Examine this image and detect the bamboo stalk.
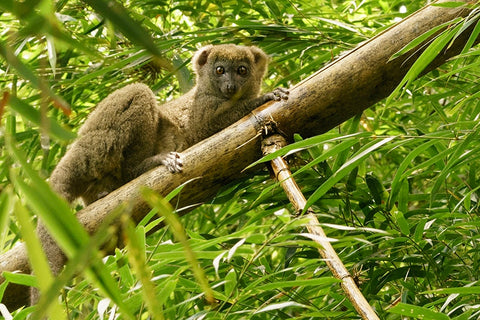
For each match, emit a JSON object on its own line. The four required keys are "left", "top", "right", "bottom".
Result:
{"left": 260, "top": 122, "right": 379, "bottom": 320}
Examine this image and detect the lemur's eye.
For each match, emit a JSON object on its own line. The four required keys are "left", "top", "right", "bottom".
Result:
{"left": 216, "top": 66, "right": 225, "bottom": 75}
{"left": 237, "top": 66, "right": 248, "bottom": 75}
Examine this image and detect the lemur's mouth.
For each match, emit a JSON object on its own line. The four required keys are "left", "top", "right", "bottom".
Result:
{"left": 222, "top": 88, "right": 242, "bottom": 101}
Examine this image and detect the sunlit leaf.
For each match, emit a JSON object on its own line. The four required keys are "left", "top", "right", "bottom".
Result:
{"left": 255, "top": 301, "right": 308, "bottom": 313}
{"left": 389, "top": 302, "right": 450, "bottom": 320}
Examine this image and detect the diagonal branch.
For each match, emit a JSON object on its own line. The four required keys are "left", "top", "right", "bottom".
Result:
{"left": 260, "top": 122, "right": 380, "bottom": 319}
{"left": 0, "top": 0, "right": 474, "bottom": 309}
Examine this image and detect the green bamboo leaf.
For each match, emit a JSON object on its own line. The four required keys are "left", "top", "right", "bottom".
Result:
{"left": 9, "top": 181, "right": 85, "bottom": 256}
{"left": 404, "top": 146, "right": 454, "bottom": 178}
{"left": 294, "top": 138, "right": 363, "bottom": 176}
{"left": 9, "top": 177, "right": 134, "bottom": 317}
{"left": 430, "top": 127, "right": 480, "bottom": 204}
{"left": 123, "top": 217, "right": 164, "bottom": 319}
{"left": 15, "top": 201, "right": 66, "bottom": 320}
{"left": 432, "top": 2, "right": 469, "bottom": 8}
{"left": 2, "top": 271, "right": 37, "bottom": 288}
{"left": 387, "top": 138, "right": 437, "bottom": 209}
{"left": 7, "top": 138, "right": 134, "bottom": 318}
{"left": 10, "top": 176, "right": 82, "bottom": 251}
{"left": 453, "top": 185, "right": 480, "bottom": 213}
{"left": 7, "top": 140, "right": 86, "bottom": 253}
{"left": 397, "top": 178, "right": 409, "bottom": 214}
{"left": 253, "top": 138, "right": 361, "bottom": 207}
{"left": 157, "top": 279, "right": 177, "bottom": 306}
{"left": 138, "top": 178, "right": 199, "bottom": 232}
{"left": 425, "top": 286, "right": 480, "bottom": 294}
{"left": 256, "top": 277, "right": 339, "bottom": 291}
{"left": 224, "top": 269, "right": 237, "bottom": 298}
{"left": 451, "top": 12, "right": 480, "bottom": 49}
{"left": 45, "top": 36, "right": 57, "bottom": 76}
{"left": 387, "top": 21, "right": 463, "bottom": 103}
{"left": 0, "top": 40, "right": 71, "bottom": 115}
{"left": 389, "top": 302, "right": 450, "bottom": 320}
{"left": 461, "top": 16, "right": 480, "bottom": 54}
{"left": 247, "top": 132, "right": 371, "bottom": 168}
{"left": 15, "top": 202, "right": 53, "bottom": 289}
{"left": 413, "top": 218, "right": 428, "bottom": 243}
{"left": 332, "top": 114, "right": 361, "bottom": 172}
{"left": 34, "top": 205, "right": 135, "bottom": 320}
{"left": 389, "top": 20, "right": 458, "bottom": 61}
{"left": 346, "top": 166, "right": 358, "bottom": 192}
{"left": 318, "top": 18, "right": 359, "bottom": 33}
{"left": 429, "top": 58, "right": 480, "bottom": 86}
{"left": 255, "top": 302, "right": 309, "bottom": 314}
{"left": 72, "top": 49, "right": 144, "bottom": 86}
{"left": 365, "top": 173, "right": 386, "bottom": 205}
{"left": 293, "top": 134, "right": 323, "bottom": 161}
{"left": 452, "top": 311, "right": 474, "bottom": 320}
{"left": 142, "top": 189, "right": 215, "bottom": 304}
{"left": 81, "top": 0, "right": 162, "bottom": 57}
{"left": 391, "top": 208, "right": 410, "bottom": 235}
{"left": 304, "top": 137, "right": 395, "bottom": 211}
{"left": 8, "top": 96, "right": 76, "bottom": 141}
{"left": 0, "top": 189, "right": 11, "bottom": 248}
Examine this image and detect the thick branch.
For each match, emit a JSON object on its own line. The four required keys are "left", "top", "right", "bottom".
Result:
{"left": 0, "top": 0, "right": 473, "bottom": 309}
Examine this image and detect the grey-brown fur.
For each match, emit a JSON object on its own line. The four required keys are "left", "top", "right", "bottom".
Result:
{"left": 49, "top": 83, "right": 162, "bottom": 204}
{"left": 31, "top": 44, "right": 288, "bottom": 304}
{"left": 50, "top": 44, "right": 288, "bottom": 204}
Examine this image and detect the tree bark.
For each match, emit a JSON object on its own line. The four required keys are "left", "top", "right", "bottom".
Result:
{"left": 0, "top": 0, "right": 474, "bottom": 309}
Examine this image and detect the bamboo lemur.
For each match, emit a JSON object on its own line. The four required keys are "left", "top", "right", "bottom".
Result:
{"left": 31, "top": 44, "right": 288, "bottom": 303}
{"left": 49, "top": 44, "right": 288, "bottom": 204}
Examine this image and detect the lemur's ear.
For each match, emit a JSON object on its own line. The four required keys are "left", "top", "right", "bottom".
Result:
{"left": 192, "top": 45, "right": 214, "bottom": 72}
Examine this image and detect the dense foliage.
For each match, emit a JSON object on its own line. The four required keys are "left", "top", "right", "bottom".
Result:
{"left": 1, "top": 0, "right": 480, "bottom": 319}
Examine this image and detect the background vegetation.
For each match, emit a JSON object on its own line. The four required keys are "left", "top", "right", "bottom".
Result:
{"left": 1, "top": 0, "right": 480, "bottom": 319}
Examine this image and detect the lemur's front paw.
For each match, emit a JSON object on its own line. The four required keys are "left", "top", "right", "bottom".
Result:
{"left": 271, "top": 87, "right": 289, "bottom": 101}
{"left": 162, "top": 152, "right": 183, "bottom": 173}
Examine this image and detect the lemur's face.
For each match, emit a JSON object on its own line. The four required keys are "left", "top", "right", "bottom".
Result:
{"left": 211, "top": 59, "right": 252, "bottom": 100}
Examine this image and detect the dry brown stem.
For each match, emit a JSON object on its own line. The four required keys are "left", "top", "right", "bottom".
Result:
{"left": 261, "top": 122, "right": 380, "bottom": 319}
